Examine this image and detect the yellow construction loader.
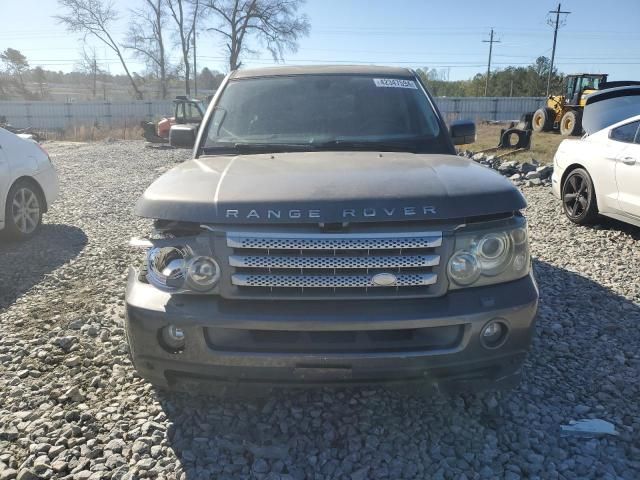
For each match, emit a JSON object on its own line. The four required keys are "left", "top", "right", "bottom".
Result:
{"left": 532, "top": 73, "right": 608, "bottom": 136}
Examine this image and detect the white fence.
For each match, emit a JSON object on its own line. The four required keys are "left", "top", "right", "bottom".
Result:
{"left": 0, "top": 97, "right": 546, "bottom": 130}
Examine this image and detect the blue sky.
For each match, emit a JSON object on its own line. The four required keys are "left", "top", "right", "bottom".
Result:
{"left": 1, "top": 0, "right": 639, "bottom": 81}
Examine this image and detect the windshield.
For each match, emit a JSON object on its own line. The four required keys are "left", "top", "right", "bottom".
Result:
{"left": 203, "top": 74, "right": 447, "bottom": 153}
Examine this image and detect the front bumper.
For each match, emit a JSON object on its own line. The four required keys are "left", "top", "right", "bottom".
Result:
{"left": 125, "top": 269, "right": 538, "bottom": 393}
{"left": 551, "top": 168, "right": 562, "bottom": 199}
{"left": 34, "top": 166, "right": 59, "bottom": 211}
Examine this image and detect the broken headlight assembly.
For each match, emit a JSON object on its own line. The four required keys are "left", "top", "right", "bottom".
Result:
{"left": 131, "top": 233, "right": 220, "bottom": 294}
{"left": 447, "top": 216, "right": 530, "bottom": 289}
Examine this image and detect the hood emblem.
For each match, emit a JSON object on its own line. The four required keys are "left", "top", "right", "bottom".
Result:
{"left": 371, "top": 272, "right": 398, "bottom": 287}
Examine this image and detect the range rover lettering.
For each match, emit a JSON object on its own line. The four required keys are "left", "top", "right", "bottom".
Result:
{"left": 125, "top": 66, "right": 539, "bottom": 393}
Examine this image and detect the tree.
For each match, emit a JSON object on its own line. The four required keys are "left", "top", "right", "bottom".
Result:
{"left": 125, "top": 0, "right": 169, "bottom": 99}
{"left": 198, "top": 66, "right": 225, "bottom": 90}
{"left": 204, "top": 0, "right": 310, "bottom": 71}
{"left": 416, "top": 57, "right": 565, "bottom": 98}
{"left": 0, "top": 48, "right": 29, "bottom": 88}
{"left": 166, "top": 0, "right": 200, "bottom": 96}
{"left": 33, "top": 67, "right": 49, "bottom": 98}
{"left": 77, "top": 47, "right": 105, "bottom": 98}
{"left": 55, "top": 0, "right": 144, "bottom": 99}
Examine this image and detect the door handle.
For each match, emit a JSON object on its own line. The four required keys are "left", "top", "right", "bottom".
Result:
{"left": 621, "top": 156, "right": 636, "bottom": 165}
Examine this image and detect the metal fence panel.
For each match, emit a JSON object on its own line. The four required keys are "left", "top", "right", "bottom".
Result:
{"left": 0, "top": 98, "right": 545, "bottom": 130}
{"left": 435, "top": 97, "right": 545, "bottom": 123}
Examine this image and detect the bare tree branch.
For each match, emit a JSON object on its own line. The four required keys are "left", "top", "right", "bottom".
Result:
{"left": 204, "top": 0, "right": 309, "bottom": 71}
{"left": 55, "top": 0, "right": 144, "bottom": 99}
{"left": 76, "top": 46, "right": 106, "bottom": 98}
{"left": 124, "top": 0, "right": 169, "bottom": 98}
{"left": 165, "top": 0, "right": 200, "bottom": 96}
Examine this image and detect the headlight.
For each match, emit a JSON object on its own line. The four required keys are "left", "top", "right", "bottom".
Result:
{"left": 148, "top": 246, "right": 191, "bottom": 291}
{"left": 447, "top": 218, "right": 530, "bottom": 289}
{"left": 186, "top": 256, "right": 221, "bottom": 291}
{"left": 142, "top": 235, "right": 220, "bottom": 294}
{"left": 447, "top": 251, "right": 480, "bottom": 285}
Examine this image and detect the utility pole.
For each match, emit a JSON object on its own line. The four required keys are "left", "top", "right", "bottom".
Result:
{"left": 546, "top": 3, "right": 571, "bottom": 96}
{"left": 483, "top": 28, "right": 500, "bottom": 97}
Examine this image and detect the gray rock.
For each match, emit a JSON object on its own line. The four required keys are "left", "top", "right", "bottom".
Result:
{"left": 536, "top": 165, "right": 553, "bottom": 179}
{"left": 15, "top": 470, "right": 38, "bottom": 480}
{"left": 137, "top": 458, "right": 155, "bottom": 470}
{"left": 52, "top": 336, "right": 78, "bottom": 351}
{"left": 64, "top": 356, "right": 82, "bottom": 367}
{"left": 105, "top": 439, "right": 126, "bottom": 453}
{"left": 50, "top": 460, "right": 67, "bottom": 473}
{"left": 0, "top": 426, "right": 18, "bottom": 442}
{"left": 131, "top": 440, "right": 150, "bottom": 455}
{"left": 105, "top": 455, "right": 126, "bottom": 469}
{"left": 252, "top": 459, "right": 269, "bottom": 474}
{"left": 351, "top": 467, "right": 370, "bottom": 480}
{"left": 0, "top": 470, "right": 18, "bottom": 480}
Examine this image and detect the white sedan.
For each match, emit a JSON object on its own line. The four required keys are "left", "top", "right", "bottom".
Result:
{"left": 552, "top": 88, "right": 640, "bottom": 227}
{"left": 0, "top": 128, "right": 59, "bottom": 239}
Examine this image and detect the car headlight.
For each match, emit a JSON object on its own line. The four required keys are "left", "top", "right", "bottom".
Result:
{"left": 447, "top": 218, "right": 530, "bottom": 289}
{"left": 140, "top": 234, "right": 220, "bottom": 294}
{"left": 185, "top": 256, "right": 221, "bottom": 291}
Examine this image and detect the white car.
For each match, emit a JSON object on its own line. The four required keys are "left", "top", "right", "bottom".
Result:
{"left": 0, "top": 128, "right": 59, "bottom": 239}
{"left": 552, "top": 87, "right": 640, "bottom": 227}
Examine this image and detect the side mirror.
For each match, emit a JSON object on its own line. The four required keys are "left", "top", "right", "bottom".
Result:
{"left": 449, "top": 120, "right": 476, "bottom": 145}
{"left": 169, "top": 124, "right": 197, "bottom": 149}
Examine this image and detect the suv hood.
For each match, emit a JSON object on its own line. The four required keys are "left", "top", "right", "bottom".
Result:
{"left": 136, "top": 151, "right": 526, "bottom": 224}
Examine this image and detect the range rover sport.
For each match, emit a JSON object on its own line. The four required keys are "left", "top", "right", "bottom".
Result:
{"left": 125, "top": 65, "right": 538, "bottom": 393}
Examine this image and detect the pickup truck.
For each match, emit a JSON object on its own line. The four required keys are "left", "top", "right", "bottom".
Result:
{"left": 126, "top": 65, "right": 538, "bottom": 394}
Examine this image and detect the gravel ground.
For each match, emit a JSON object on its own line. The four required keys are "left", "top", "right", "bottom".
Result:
{"left": 1, "top": 140, "right": 639, "bottom": 480}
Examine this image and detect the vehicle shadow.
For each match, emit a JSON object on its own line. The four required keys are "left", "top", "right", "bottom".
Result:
{"left": 588, "top": 216, "right": 640, "bottom": 240}
{"left": 0, "top": 223, "right": 88, "bottom": 311}
{"left": 153, "top": 259, "right": 639, "bottom": 479}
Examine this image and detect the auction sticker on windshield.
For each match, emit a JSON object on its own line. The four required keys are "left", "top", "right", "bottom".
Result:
{"left": 373, "top": 78, "right": 418, "bottom": 89}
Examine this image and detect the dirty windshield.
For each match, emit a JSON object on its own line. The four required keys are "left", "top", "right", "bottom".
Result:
{"left": 203, "top": 75, "right": 444, "bottom": 153}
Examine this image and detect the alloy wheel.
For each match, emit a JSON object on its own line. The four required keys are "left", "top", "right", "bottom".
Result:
{"left": 562, "top": 174, "right": 589, "bottom": 218}
{"left": 11, "top": 187, "right": 41, "bottom": 234}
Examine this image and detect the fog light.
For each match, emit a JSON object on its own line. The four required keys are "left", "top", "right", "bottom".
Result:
{"left": 481, "top": 320, "right": 508, "bottom": 349}
{"left": 160, "top": 325, "right": 185, "bottom": 352}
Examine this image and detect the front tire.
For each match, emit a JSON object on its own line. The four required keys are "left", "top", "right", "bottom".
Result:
{"left": 3, "top": 179, "right": 43, "bottom": 240}
{"left": 562, "top": 168, "right": 598, "bottom": 224}
{"left": 532, "top": 108, "right": 554, "bottom": 132}
{"left": 560, "top": 110, "right": 583, "bottom": 136}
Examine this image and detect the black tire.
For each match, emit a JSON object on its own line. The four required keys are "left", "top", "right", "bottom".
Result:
{"left": 532, "top": 108, "right": 554, "bottom": 132}
{"left": 560, "top": 110, "right": 583, "bottom": 136}
{"left": 3, "top": 179, "right": 43, "bottom": 240}
{"left": 562, "top": 168, "right": 598, "bottom": 224}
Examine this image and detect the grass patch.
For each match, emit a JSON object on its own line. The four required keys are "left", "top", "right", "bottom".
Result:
{"left": 40, "top": 123, "right": 143, "bottom": 142}
{"left": 460, "top": 122, "right": 566, "bottom": 165}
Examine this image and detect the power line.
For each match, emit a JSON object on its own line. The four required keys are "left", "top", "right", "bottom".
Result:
{"left": 546, "top": 3, "right": 571, "bottom": 96}
{"left": 483, "top": 28, "right": 501, "bottom": 96}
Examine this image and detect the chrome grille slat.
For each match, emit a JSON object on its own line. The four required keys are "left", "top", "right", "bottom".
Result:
{"left": 226, "top": 231, "right": 442, "bottom": 250}
{"left": 226, "top": 230, "right": 444, "bottom": 297}
{"left": 232, "top": 272, "right": 438, "bottom": 288}
{"left": 229, "top": 254, "right": 440, "bottom": 269}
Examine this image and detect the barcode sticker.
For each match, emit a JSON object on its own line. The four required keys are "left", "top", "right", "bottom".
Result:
{"left": 373, "top": 78, "right": 418, "bottom": 89}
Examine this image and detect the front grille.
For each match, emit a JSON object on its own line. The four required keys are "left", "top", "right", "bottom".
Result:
{"left": 225, "top": 230, "right": 446, "bottom": 299}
